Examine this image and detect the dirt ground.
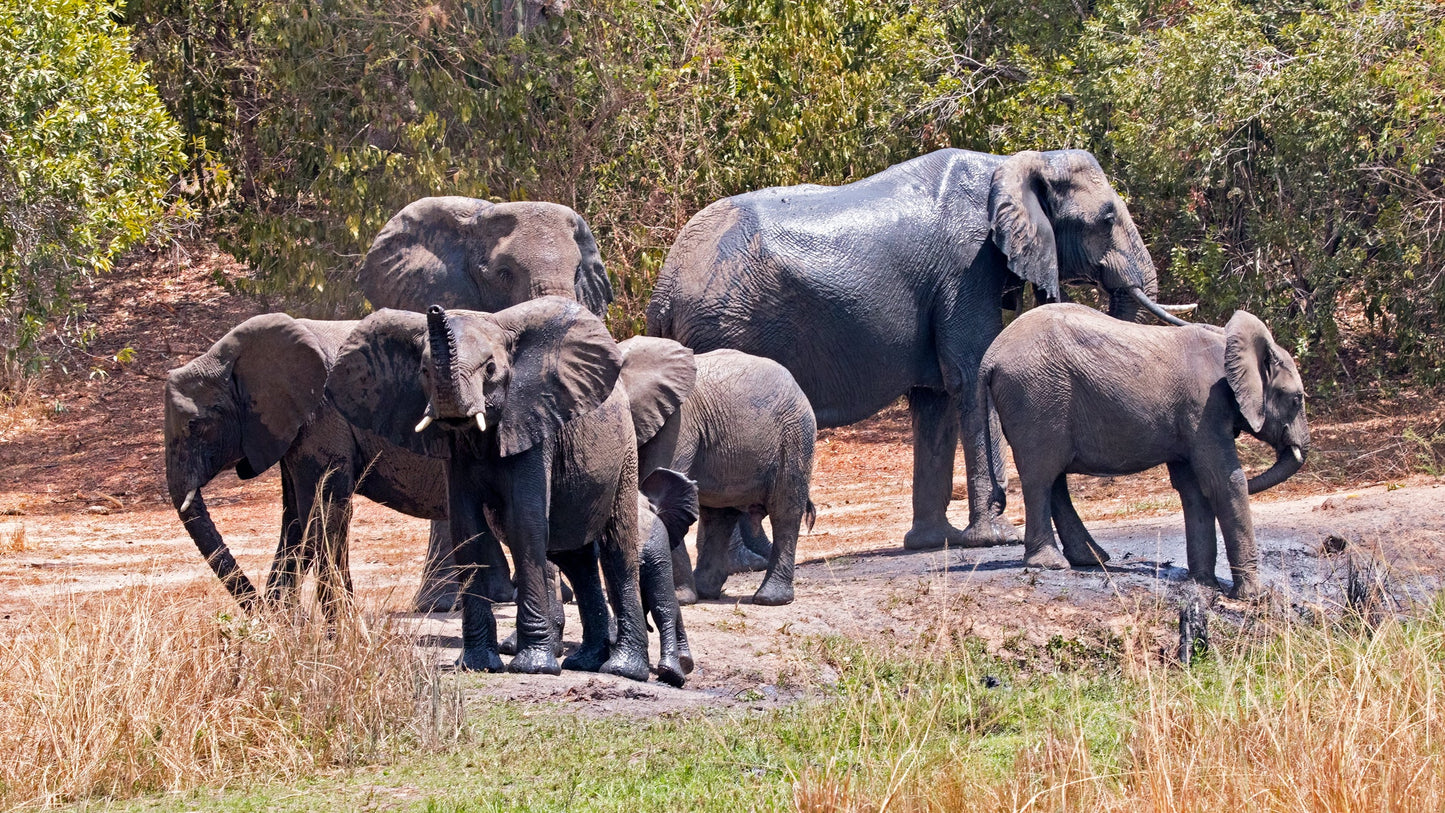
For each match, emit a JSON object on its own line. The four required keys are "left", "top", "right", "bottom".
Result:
{"left": 1, "top": 244, "right": 1443, "bottom": 715}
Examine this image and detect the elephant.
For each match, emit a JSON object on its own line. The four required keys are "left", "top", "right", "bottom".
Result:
{"left": 645, "top": 148, "right": 1194, "bottom": 554}
{"left": 359, "top": 194, "right": 613, "bottom": 611}
{"left": 978, "top": 304, "right": 1310, "bottom": 599}
{"left": 636, "top": 467, "right": 701, "bottom": 687}
{"left": 327, "top": 297, "right": 679, "bottom": 677}
{"left": 163, "top": 313, "right": 515, "bottom": 616}
{"left": 618, "top": 338, "right": 817, "bottom": 606}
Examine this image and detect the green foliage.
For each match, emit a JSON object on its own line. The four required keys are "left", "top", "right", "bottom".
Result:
{"left": 0, "top": 0, "right": 186, "bottom": 383}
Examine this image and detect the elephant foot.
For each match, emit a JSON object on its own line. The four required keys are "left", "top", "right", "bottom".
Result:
{"left": 456, "top": 645, "right": 504, "bottom": 673}
{"left": 675, "top": 585, "right": 698, "bottom": 606}
{"left": 655, "top": 655, "right": 686, "bottom": 689}
{"left": 411, "top": 582, "right": 459, "bottom": 613}
{"left": 960, "top": 516, "right": 1021, "bottom": 548}
{"left": 1023, "top": 545, "right": 1071, "bottom": 571}
{"left": 693, "top": 570, "right": 727, "bottom": 602}
{"left": 562, "top": 643, "right": 609, "bottom": 672}
{"left": 499, "top": 630, "right": 563, "bottom": 657}
{"left": 600, "top": 649, "right": 651, "bottom": 682}
{"left": 1063, "top": 541, "right": 1112, "bottom": 568}
{"left": 1188, "top": 572, "right": 1223, "bottom": 591}
{"left": 508, "top": 644, "right": 562, "bottom": 676}
{"left": 752, "top": 577, "right": 794, "bottom": 607}
{"left": 727, "top": 540, "right": 769, "bottom": 574}
{"left": 1228, "top": 576, "right": 1266, "bottom": 603}
{"left": 678, "top": 644, "right": 694, "bottom": 675}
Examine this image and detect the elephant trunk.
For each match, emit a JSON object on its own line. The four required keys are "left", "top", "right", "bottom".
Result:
{"left": 426, "top": 305, "right": 462, "bottom": 412}
{"left": 1127, "top": 286, "right": 1196, "bottom": 326}
{"left": 1108, "top": 287, "right": 1142, "bottom": 323}
{"left": 1247, "top": 444, "right": 1306, "bottom": 494}
{"left": 176, "top": 488, "right": 260, "bottom": 611}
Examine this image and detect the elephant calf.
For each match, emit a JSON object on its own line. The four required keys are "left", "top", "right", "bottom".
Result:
{"left": 619, "top": 339, "right": 817, "bottom": 606}
{"left": 980, "top": 304, "right": 1309, "bottom": 599}
{"left": 637, "top": 468, "right": 700, "bottom": 686}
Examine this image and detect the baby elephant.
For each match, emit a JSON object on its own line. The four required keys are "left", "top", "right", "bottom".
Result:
{"left": 980, "top": 304, "right": 1309, "bottom": 599}
{"left": 637, "top": 468, "right": 701, "bottom": 686}
{"left": 619, "top": 339, "right": 817, "bottom": 606}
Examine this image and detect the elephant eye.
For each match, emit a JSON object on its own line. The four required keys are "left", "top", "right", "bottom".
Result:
{"left": 495, "top": 266, "right": 513, "bottom": 282}
{"left": 484, "top": 359, "right": 497, "bottom": 379}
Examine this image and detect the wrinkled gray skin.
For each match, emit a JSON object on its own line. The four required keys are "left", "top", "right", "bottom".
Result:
{"left": 979, "top": 304, "right": 1310, "bottom": 599}
{"left": 637, "top": 468, "right": 700, "bottom": 687}
{"left": 162, "top": 314, "right": 516, "bottom": 616}
{"left": 327, "top": 298, "right": 661, "bottom": 678}
{"left": 647, "top": 149, "right": 1191, "bottom": 553}
{"left": 619, "top": 338, "right": 817, "bottom": 607}
{"left": 360, "top": 195, "right": 613, "bottom": 612}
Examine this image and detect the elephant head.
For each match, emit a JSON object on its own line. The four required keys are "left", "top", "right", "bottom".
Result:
{"left": 989, "top": 150, "right": 1193, "bottom": 325}
{"left": 327, "top": 297, "right": 622, "bottom": 460}
{"left": 163, "top": 313, "right": 329, "bottom": 609}
{"left": 359, "top": 196, "right": 613, "bottom": 317}
{"left": 1223, "top": 310, "right": 1310, "bottom": 493}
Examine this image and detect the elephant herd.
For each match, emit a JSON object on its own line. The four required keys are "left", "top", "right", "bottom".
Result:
{"left": 165, "top": 147, "right": 1309, "bottom": 686}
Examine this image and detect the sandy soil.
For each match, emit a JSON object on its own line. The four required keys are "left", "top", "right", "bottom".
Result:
{"left": 1, "top": 244, "right": 1443, "bottom": 716}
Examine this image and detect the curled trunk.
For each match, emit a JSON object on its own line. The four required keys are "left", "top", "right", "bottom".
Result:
{"left": 1247, "top": 445, "right": 1305, "bottom": 494}
{"left": 177, "top": 489, "right": 260, "bottom": 611}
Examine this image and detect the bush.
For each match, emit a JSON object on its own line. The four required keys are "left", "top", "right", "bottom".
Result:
{"left": 0, "top": 0, "right": 186, "bottom": 385}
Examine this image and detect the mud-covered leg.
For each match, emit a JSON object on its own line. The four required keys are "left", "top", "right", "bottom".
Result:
{"left": 694, "top": 506, "right": 742, "bottom": 600}
{"left": 451, "top": 504, "right": 503, "bottom": 672}
{"left": 727, "top": 522, "right": 770, "bottom": 573}
{"left": 1051, "top": 475, "right": 1110, "bottom": 567}
{"left": 642, "top": 534, "right": 686, "bottom": 687}
{"left": 739, "top": 508, "right": 773, "bottom": 560}
{"left": 500, "top": 560, "right": 565, "bottom": 657}
{"left": 904, "top": 387, "right": 969, "bottom": 550}
{"left": 1193, "top": 449, "right": 1261, "bottom": 600}
{"left": 596, "top": 476, "right": 649, "bottom": 682}
{"left": 1168, "top": 462, "right": 1222, "bottom": 590}
{"left": 753, "top": 504, "right": 802, "bottom": 606}
{"left": 554, "top": 545, "right": 610, "bottom": 671}
{"left": 1020, "top": 468, "right": 1069, "bottom": 570}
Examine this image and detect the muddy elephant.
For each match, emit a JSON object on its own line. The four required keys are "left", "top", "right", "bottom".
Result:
{"left": 979, "top": 304, "right": 1310, "bottom": 599}
{"left": 360, "top": 195, "right": 613, "bottom": 611}
{"left": 646, "top": 148, "right": 1192, "bottom": 554}
{"left": 619, "top": 338, "right": 817, "bottom": 606}
{"left": 328, "top": 298, "right": 684, "bottom": 677}
{"left": 163, "top": 313, "right": 513, "bottom": 615}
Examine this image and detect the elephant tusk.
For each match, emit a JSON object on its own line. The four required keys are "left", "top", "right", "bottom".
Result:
{"left": 1292, "top": 446, "right": 1303, "bottom": 463}
{"left": 475, "top": 412, "right": 487, "bottom": 432}
{"left": 180, "top": 488, "right": 198, "bottom": 514}
{"left": 1160, "top": 303, "right": 1198, "bottom": 315}
{"left": 1128, "top": 286, "right": 1192, "bottom": 326}
{"left": 414, "top": 414, "right": 434, "bottom": 433}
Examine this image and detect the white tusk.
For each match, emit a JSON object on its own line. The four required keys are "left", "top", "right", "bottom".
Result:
{"left": 414, "top": 415, "right": 433, "bottom": 433}
{"left": 475, "top": 412, "right": 487, "bottom": 432}
{"left": 180, "top": 488, "right": 198, "bottom": 513}
{"left": 1161, "top": 303, "right": 1199, "bottom": 315}
{"left": 1292, "top": 446, "right": 1303, "bottom": 463}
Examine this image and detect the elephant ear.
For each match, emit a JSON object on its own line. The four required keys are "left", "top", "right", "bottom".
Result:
{"left": 327, "top": 309, "right": 450, "bottom": 458}
{"left": 572, "top": 214, "right": 614, "bottom": 316}
{"left": 358, "top": 196, "right": 494, "bottom": 311}
{"left": 639, "top": 468, "right": 700, "bottom": 549}
{"left": 617, "top": 337, "right": 697, "bottom": 444}
{"left": 492, "top": 296, "right": 623, "bottom": 457}
{"left": 1224, "top": 310, "right": 1273, "bottom": 434}
{"left": 989, "top": 151, "right": 1060, "bottom": 301}
{"left": 212, "top": 314, "right": 328, "bottom": 479}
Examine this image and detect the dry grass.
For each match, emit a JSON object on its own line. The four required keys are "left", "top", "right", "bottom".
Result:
{"left": 0, "top": 586, "right": 462, "bottom": 809}
{"left": 793, "top": 599, "right": 1445, "bottom": 812}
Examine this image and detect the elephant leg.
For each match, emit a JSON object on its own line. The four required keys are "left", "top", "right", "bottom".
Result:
{"left": 694, "top": 507, "right": 742, "bottom": 600}
{"left": 1019, "top": 466, "right": 1069, "bottom": 570}
{"left": 727, "top": 521, "right": 769, "bottom": 573}
{"left": 596, "top": 478, "right": 650, "bottom": 682}
{"left": 671, "top": 541, "right": 698, "bottom": 606}
{"left": 450, "top": 490, "right": 503, "bottom": 673}
{"left": 412, "top": 520, "right": 462, "bottom": 613}
{"left": 642, "top": 538, "right": 686, "bottom": 687}
{"left": 312, "top": 476, "right": 356, "bottom": 624}
{"left": 1051, "top": 475, "right": 1110, "bottom": 567}
{"left": 499, "top": 560, "right": 566, "bottom": 657}
{"left": 675, "top": 606, "right": 693, "bottom": 675}
{"left": 752, "top": 503, "right": 803, "bottom": 606}
{"left": 903, "top": 387, "right": 968, "bottom": 550}
{"left": 265, "top": 465, "right": 306, "bottom": 609}
{"left": 1193, "top": 450, "right": 1261, "bottom": 600}
{"left": 1168, "top": 462, "right": 1222, "bottom": 591}
{"left": 739, "top": 508, "right": 773, "bottom": 560}
{"left": 959, "top": 386, "right": 1021, "bottom": 548}
{"left": 554, "top": 545, "right": 611, "bottom": 671}
{"left": 505, "top": 528, "right": 562, "bottom": 676}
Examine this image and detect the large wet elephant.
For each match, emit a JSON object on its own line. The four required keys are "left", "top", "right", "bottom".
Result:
{"left": 646, "top": 148, "right": 1191, "bottom": 552}
{"left": 979, "top": 304, "right": 1309, "bottom": 599}
{"left": 359, "top": 195, "right": 614, "bottom": 610}
{"left": 328, "top": 298, "right": 676, "bottom": 678}
{"left": 162, "top": 314, "right": 512, "bottom": 615}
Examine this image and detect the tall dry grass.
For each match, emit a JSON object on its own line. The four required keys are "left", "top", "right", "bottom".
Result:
{"left": 0, "top": 586, "right": 461, "bottom": 808}
{"left": 795, "top": 600, "right": 1445, "bottom": 812}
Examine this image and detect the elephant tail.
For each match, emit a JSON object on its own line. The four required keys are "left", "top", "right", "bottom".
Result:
{"left": 978, "top": 365, "right": 1009, "bottom": 512}
{"left": 804, "top": 500, "right": 817, "bottom": 533}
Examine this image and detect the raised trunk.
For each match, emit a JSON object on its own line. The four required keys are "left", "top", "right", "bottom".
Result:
{"left": 426, "top": 305, "right": 462, "bottom": 413}
{"left": 1247, "top": 445, "right": 1305, "bottom": 494}
{"left": 177, "top": 489, "right": 260, "bottom": 611}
